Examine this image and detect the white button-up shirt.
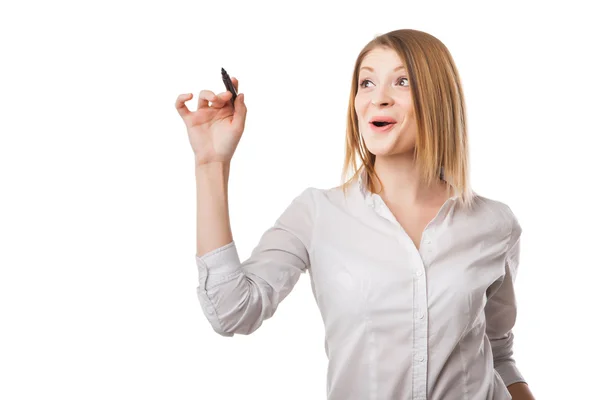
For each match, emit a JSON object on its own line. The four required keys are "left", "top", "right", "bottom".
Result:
{"left": 196, "top": 170, "right": 527, "bottom": 399}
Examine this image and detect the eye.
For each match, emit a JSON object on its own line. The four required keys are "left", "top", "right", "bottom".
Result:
{"left": 359, "top": 77, "right": 409, "bottom": 88}
{"left": 359, "top": 79, "right": 373, "bottom": 88}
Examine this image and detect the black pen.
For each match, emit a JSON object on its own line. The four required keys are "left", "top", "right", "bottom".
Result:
{"left": 221, "top": 67, "right": 237, "bottom": 108}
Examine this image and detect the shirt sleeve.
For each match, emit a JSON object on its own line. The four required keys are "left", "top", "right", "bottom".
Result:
{"left": 195, "top": 187, "right": 316, "bottom": 337}
{"left": 484, "top": 214, "right": 527, "bottom": 387}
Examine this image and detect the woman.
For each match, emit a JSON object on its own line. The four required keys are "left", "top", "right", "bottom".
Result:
{"left": 175, "top": 29, "right": 535, "bottom": 400}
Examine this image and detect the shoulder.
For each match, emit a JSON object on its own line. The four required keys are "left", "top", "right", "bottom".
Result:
{"left": 294, "top": 182, "right": 357, "bottom": 206}
{"left": 472, "top": 193, "right": 522, "bottom": 244}
{"left": 282, "top": 186, "right": 323, "bottom": 218}
{"left": 285, "top": 183, "right": 362, "bottom": 223}
{"left": 473, "top": 194, "right": 517, "bottom": 220}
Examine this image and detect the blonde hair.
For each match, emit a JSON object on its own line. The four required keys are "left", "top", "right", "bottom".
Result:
{"left": 339, "top": 29, "right": 476, "bottom": 210}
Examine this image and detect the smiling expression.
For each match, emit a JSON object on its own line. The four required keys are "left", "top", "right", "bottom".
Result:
{"left": 355, "top": 47, "right": 418, "bottom": 157}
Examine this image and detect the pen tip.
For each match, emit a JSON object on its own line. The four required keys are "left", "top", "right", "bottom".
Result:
{"left": 221, "top": 67, "right": 226, "bottom": 74}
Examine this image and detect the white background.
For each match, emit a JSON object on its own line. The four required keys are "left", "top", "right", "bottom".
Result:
{"left": 1, "top": 0, "right": 598, "bottom": 399}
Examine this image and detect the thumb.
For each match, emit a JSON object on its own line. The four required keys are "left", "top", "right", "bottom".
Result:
{"left": 232, "top": 93, "right": 247, "bottom": 130}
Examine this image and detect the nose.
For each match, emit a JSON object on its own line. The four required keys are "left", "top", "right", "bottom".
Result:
{"left": 370, "top": 90, "right": 394, "bottom": 107}
{"left": 371, "top": 99, "right": 391, "bottom": 106}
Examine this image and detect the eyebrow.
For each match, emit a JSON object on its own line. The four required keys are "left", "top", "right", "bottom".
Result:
{"left": 360, "top": 65, "right": 406, "bottom": 72}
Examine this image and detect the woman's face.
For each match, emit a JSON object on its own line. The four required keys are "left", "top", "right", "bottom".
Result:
{"left": 355, "top": 47, "right": 417, "bottom": 157}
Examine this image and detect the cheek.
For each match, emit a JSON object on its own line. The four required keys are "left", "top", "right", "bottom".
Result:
{"left": 354, "top": 98, "right": 369, "bottom": 116}
{"left": 354, "top": 97, "right": 361, "bottom": 108}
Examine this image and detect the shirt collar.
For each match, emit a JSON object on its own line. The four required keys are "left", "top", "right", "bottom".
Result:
{"left": 357, "top": 168, "right": 377, "bottom": 209}
{"left": 356, "top": 167, "right": 459, "bottom": 210}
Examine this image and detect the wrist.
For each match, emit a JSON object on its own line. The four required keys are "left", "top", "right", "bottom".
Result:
{"left": 195, "top": 160, "right": 230, "bottom": 181}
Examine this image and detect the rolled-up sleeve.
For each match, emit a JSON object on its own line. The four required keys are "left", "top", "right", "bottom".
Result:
{"left": 484, "top": 215, "right": 527, "bottom": 387}
{"left": 195, "top": 187, "right": 316, "bottom": 337}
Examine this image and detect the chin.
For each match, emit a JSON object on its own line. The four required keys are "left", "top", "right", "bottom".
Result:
{"left": 365, "top": 138, "right": 415, "bottom": 157}
{"left": 363, "top": 135, "right": 398, "bottom": 154}
{"left": 364, "top": 143, "right": 399, "bottom": 157}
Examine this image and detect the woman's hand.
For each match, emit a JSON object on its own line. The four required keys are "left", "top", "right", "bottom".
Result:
{"left": 175, "top": 77, "right": 247, "bottom": 165}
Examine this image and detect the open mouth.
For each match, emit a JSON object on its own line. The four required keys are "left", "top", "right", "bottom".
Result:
{"left": 371, "top": 121, "right": 394, "bottom": 127}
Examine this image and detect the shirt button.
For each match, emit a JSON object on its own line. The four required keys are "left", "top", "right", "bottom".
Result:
{"left": 416, "top": 269, "right": 423, "bottom": 276}
{"left": 207, "top": 309, "right": 214, "bottom": 315}
{"left": 418, "top": 311, "right": 425, "bottom": 319}
{"left": 416, "top": 354, "right": 424, "bottom": 362}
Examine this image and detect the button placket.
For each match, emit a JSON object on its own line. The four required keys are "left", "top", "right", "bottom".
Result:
{"left": 413, "top": 234, "right": 429, "bottom": 400}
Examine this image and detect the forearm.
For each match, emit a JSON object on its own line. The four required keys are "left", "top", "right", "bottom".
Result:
{"left": 507, "top": 382, "right": 535, "bottom": 400}
{"left": 195, "top": 161, "right": 233, "bottom": 257}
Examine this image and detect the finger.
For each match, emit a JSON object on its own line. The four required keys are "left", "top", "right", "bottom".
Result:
{"left": 232, "top": 93, "right": 247, "bottom": 131}
{"left": 175, "top": 93, "right": 193, "bottom": 118}
{"left": 197, "top": 89, "right": 217, "bottom": 109}
{"left": 209, "top": 91, "right": 233, "bottom": 109}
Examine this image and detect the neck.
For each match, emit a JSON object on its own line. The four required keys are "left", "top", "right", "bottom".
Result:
{"left": 370, "top": 153, "right": 449, "bottom": 207}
